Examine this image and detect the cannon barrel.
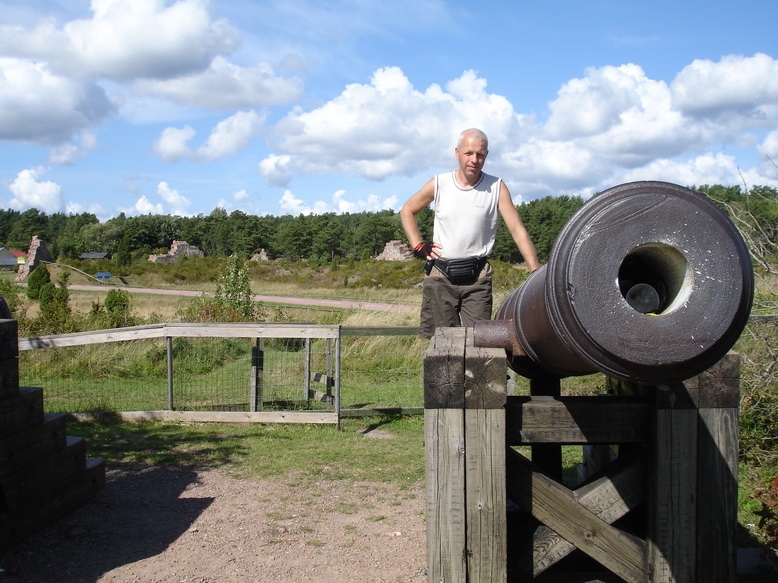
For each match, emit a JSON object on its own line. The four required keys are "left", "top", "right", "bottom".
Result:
{"left": 474, "top": 181, "right": 754, "bottom": 383}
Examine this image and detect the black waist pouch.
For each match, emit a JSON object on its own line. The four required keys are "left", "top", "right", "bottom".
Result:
{"left": 436, "top": 257, "right": 487, "bottom": 285}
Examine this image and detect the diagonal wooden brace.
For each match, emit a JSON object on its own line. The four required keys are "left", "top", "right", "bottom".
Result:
{"left": 507, "top": 448, "right": 649, "bottom": 583}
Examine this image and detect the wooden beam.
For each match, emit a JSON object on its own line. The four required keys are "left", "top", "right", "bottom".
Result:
{"left": 425, "top": 408, "right": 467, "bottom": 583}
{"left": 465, "top": 408, "right": 507, "bottom": 583}
{"left": 506, "top": 396, "right": 650, "bottom": 445}
{"left": 519, "top": 451, "right": 647, "bottom": 576}
{"left": 508, "top": 449, "right": 648, "bottom": 583}
{"left": 647, "top": 384, "right": 697, "bottom": 582}
{"left": 69, "top": 410, "right": 339, "bottom": 424}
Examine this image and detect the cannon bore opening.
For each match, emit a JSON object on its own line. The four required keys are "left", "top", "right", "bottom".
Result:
{"left": 617, "top": 243, "right": 692, "bottom": 315}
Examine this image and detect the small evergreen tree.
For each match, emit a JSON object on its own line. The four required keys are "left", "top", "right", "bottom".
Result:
{"left": 26, "top": 264, "right": 51, "bottom": 300}
{"left": 105, "top": 288, "right": 134, "bottom": 328}
{"left": 36, "top": 271, "right": 73, "bottom": 334}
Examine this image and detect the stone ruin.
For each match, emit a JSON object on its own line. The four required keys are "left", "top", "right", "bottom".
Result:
{"left": 148, "top": 240, "right": 204, "bottom": 264}
{"left": 250, "top": 249, "right": 269, "bottom": 261}
{"left": 375, "top": 240, "right": 413, "bottom": 261}
{"left": 15, "top": 236, "right": 53, "bottom": 282}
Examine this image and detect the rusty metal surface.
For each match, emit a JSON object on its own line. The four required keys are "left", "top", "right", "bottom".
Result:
{"left": 478, "top": 181, "right": 754, "bottom": 383}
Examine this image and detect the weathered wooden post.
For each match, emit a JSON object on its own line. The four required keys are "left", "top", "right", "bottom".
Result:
{"left": 647, "top": 352, "right": 740, "bottom": 582}
{"left": 424, "top": 327, "right": 508, "bottom": 583}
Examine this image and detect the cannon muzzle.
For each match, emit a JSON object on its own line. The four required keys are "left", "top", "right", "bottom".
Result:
{"left": 475, "top": 181, "right": 754, "bottom": 383}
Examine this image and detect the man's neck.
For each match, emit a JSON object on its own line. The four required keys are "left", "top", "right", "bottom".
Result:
{"left": 455, "top": 169, "right": 482, "bottom": 187}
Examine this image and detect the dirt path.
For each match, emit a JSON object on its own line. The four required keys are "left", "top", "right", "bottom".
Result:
{"left": 0, "top": 465, "right": 426, "bottom": 583}
{"left": 66, "top": 285, "right": 416, "bottom": 314}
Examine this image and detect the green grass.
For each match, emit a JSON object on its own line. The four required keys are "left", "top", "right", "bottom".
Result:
{"left": 67, "top": 415, "right": 427, "bottom": 486}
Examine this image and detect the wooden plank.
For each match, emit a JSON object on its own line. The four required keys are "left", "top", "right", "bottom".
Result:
{"left": 506, "top": 396, "right": 650, "bottom": 445}
{"left": 530, "top": 377, "right": 563, "bottom": 483}
{"left": 424, "top": 328, "right": 466, "bottom": 409}
{"left": 0, "top": 457, "right": 105, "bottom": 551}
{"left": 425, "top": 408, "right": 467, "bottom": 583}
{"left": 465, "top": 408, "right": 507, "bottom": 583}
{"left": 1, "top": 436, "right": 87, "bottom": 510}
{"left": 696, "top": 407, "right": 738, "bottom": 583}
{"left": 163, "top": 323, "right": 340, "bottom": 339}
{"left": 18, "top": 322, "right": 344, "bottom": 351}
{"left": 463, "top": 331, "right": 507, "bottom": 410}
{"left": 19, "top": 323, "right": 166, "bottom": 349}
{"left": 695, "top": 354, "right": 739, "bottom": 583}
{"left": 682, "top": 350, "right": 741, "bottom": 409}
{"left": 340, "top": 326, "right": 418, "bottom": 336}
{"left": 76, "top": 410, "right": 339, "bottom": 424}
{"left": 0, "top": 413, "right": 68, "bottom": 477}
{"left": 647, "top": 385, "right": 697, "bottom": 583}
{"left": 529, "top": 452, "right": 647, "bottom": 576}
{"left": 0, "top": 387, "right": 44, "bottom": 438}
{"left": 508, "top": 450, "right": 648, "bottom": 583}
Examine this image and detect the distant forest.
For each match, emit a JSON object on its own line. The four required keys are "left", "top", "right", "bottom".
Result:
{"left": 0, "top": 184, "right": 776, "bottom": 268}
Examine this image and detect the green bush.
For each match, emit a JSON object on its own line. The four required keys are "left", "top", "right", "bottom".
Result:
{"left": 26, "top": 264, "right": 51, "bottom": 300}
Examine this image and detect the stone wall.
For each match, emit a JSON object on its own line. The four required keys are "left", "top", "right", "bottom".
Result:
{"left": 148, "top": 240, "right": 204, "bottom": 263}
{"left": 376, "top": 240, "right": 413, "bottom": 261}
{"left": 15, "top": 236, "right": 53, "bottom": 281}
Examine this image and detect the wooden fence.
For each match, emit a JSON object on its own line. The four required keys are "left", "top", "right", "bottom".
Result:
{"left": 19, "top": 323, "right": 419, "bottom": 425}
{"left": 424, "top": 327, "right": 739, "bottom": 583}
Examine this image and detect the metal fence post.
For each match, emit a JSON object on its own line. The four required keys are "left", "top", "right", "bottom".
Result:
{"left": 166, "top": 335, "right": 174, "bottom": 411}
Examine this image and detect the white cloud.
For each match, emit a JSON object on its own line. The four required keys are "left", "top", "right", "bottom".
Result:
{"left": 134, "top": 56, "right": 303, "bottom": 108}
{"left": 157, "top": 181, "right": 192, "bottom": 216}
{"left": 48, "top": 131, "right": 98, "bottom": 165}
{"left": 154, "top": 125, "right": 197, "bottom": 162}
{"left": 195, "top": 110, "right": 263, "bottom": 161}
{"left": 278, "top": 188, "right": 398, "bottom": 216}
{"left": 0, "top": 58, "right": 115, "bottom": 144}
{"left": 0, "top": 0, "right": 241, "bottom": 81}
{"left": 260, "top": 54, "right": 778, "bottom": 201}
{"left": 620, "top": 153, "right": 744, "bottom": 187}
{"left": 672, "top": 53, "right": 778, "bottom": 116}
{"left": 259, "top": 154, "right": 294, "bottom": 187}
{"left": 7, "top": 167, "right": 64, "bottom": 213}
{"left": 215, "top": 189, "right": 265, "bottom": 215}
{"left": 120, "top": 195, "right": 164, "bottom": 216}
{"left": 154, "top": 110, "right": 263, "bottom": 162}
{"left": 259, "top": 67, "right": 524, "bottom": 186}
{"left": 65, "top": 200, "right": 110, "bottom": 221}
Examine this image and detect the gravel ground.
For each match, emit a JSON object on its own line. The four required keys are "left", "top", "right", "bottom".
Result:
{"left": 0, "top": 466, "right": 426, "bottom": 583}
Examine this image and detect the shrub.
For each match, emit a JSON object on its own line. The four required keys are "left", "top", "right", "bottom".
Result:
{"left": 26, "top": 264, "right": 51, "bottom": 300}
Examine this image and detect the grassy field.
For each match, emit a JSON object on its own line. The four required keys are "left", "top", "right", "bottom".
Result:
{"left": 7, "top": 259, "right": 778, "bottom": 573}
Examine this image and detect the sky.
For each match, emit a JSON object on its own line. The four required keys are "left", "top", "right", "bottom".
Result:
{"left": 0, "top": 0, "right": 777, "bottom": 221}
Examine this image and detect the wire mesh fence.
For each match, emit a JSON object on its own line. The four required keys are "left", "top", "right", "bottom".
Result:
{"left": 18, "top": 324, "right": 425, "bottom": 420}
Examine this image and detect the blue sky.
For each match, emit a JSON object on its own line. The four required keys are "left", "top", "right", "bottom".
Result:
{"left": 1, "top": 0, "right": 776, "bottom": 221}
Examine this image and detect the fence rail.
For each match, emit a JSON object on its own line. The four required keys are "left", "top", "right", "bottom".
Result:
{"left": 18, "top": 323, "right": 422, "bottom": 425}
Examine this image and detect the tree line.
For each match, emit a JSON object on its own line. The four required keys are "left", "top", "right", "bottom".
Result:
{"left": 0, "top": 184, "right": 776, "bottom": 268}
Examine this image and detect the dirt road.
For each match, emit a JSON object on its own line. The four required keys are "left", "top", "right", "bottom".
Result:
{"left": 67, "top": 284, "right": 416, "bottom": 314}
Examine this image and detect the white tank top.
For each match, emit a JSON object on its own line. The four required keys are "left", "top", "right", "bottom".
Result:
{"left": 433, "top": 171, "right": 501, "bottom": 259}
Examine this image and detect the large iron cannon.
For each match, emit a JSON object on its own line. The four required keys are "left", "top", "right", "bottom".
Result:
{"left": 474, "top": 180, "right": 754, "bottom": 383}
